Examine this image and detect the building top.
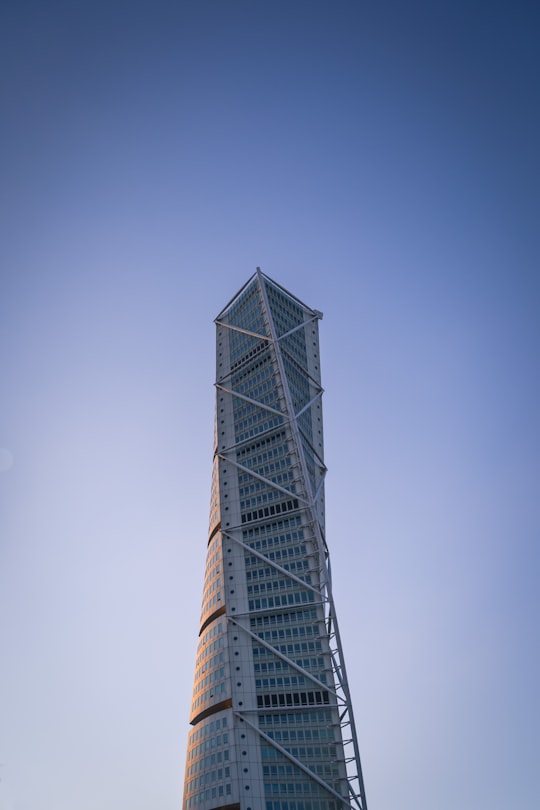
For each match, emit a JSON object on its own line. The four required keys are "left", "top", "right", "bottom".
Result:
{"left": 214, "top": 267, "right": 323, "bottom": 323}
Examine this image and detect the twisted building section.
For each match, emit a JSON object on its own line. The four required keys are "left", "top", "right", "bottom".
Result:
{"left": 182, "top": 270, "right": 368, "bottom": 810}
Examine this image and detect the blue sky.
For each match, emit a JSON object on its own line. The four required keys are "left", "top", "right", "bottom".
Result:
{"left": 1, "top": 2, "right": 539, "bottom": 809}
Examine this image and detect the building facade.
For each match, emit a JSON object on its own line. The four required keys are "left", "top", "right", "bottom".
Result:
{"left": 182, "top": 270, "right": 367, "bottom": 810}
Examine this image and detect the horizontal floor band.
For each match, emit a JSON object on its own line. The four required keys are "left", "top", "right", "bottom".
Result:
{"left": 190, "top": 698, "right": 232, "bottom": 727}
{"left": 199, "top": 605, "right": 226, "bottom": 637}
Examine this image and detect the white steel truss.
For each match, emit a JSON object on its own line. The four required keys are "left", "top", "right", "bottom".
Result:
{"left": 254, "top": 269, "right": 368, "bottom": 810}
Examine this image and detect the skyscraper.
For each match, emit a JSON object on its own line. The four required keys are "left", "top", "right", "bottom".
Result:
{"left": 182, "top": 270, "right": 367, "bottom": 810}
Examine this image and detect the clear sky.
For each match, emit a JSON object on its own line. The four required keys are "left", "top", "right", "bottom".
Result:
{"left": 1, "top": 2, "right": 539, "bottom": 809}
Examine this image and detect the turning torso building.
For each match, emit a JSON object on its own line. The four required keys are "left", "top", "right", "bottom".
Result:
{"left": 182, "top": 270, "right": 367, "bottom": 810}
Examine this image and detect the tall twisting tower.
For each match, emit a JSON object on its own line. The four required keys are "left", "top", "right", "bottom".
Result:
{"left": 182, "top": 270, "right": 367, "bottom": 810}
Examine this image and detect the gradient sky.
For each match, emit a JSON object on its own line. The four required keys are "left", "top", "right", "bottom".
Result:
{"left": 1, "top": 2, "right": 539, "bottom": 810}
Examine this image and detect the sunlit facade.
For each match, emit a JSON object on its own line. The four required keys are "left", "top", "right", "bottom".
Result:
{"left": 182, "top": 270, "right": 367, "bottom": 810}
